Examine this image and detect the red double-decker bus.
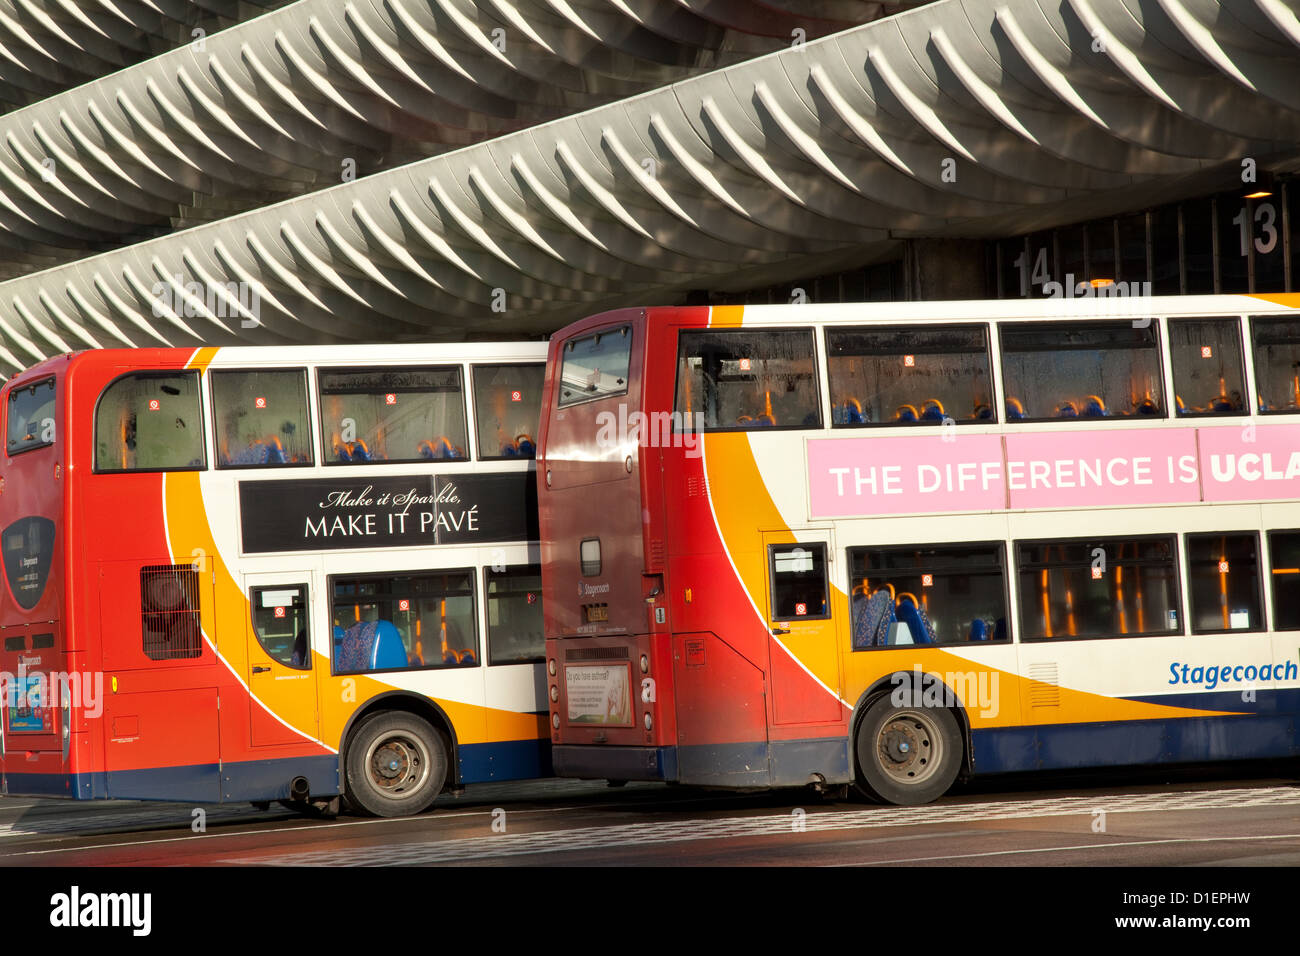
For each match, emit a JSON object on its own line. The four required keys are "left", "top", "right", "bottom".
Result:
{"left": 540, "top": 297, "right": 1300, "bottom": 804}
{"left": 0, "top": 343, "right": 550, "bottom": 814}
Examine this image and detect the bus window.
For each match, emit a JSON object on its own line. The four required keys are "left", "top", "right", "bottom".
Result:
{"left": 331, "top": 571, "right": 477, "bottom": 673}
{"left": 847, "top": 543, "right": 1008, "bottom": 648}
{"left": 826, "top": 326, "right": 994, "bottom": 426}
{"left": 999, "top": 322, "right": 1165, "bottom": 421}
{"left": 1016, "top": 536, "right": 1179, "bottom": 640}
{"left": 675, "top": 329, "right": 820, "bottom": 430}
{"left": 485, "top": 565, "right": 544, "bottom": 664}
{"left": 1250, "top": 317, "right": 1300, "bottom": 412}
{"left": 95, "top": 372, "right": 205, "bottom": 473}
{"left": 251, "top": 585, "right": 311, "bottom": 669}
{"left": 473, "top": 364, "right": 543, "bottom": 459}
{"left": 1185, "top": 533, "right": 1264, "bottom": 633}
{"left": 1269, "top": 531, "right": 1300, "bottom": 629}
{"left": 319, "top": 366, "right": 467, "bottom": 464}
{"left": 558, "top": 325, "right": 631, "bottom": 407}
{"left": 768, "top": 544, "right": 829, "bottom": 620}
{"left": 212, "top": 369, "right": 313, "bottom": 467}
{"left": 6, "top": 377, "right": 56, "bottom": 454}
{"left": 1169, "top": 318, "right": 1247, "bottom": 416}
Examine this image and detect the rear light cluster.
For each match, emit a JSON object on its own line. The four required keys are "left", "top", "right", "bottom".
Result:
{"left": 549, "top": 658, "right": 559, "bottom": 733}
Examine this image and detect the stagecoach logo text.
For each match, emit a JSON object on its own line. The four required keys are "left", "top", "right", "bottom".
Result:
{"left": 238, "top": 474, "right": 537, "bottom": 554}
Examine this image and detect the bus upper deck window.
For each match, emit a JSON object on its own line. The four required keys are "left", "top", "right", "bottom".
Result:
{"left": 319, "top": 366, "right": 468, "bottom": 465}
{"left": 212, "top": 369, "right": 313, "bottom": 468}
{"left": 473, "top": 363, "right": 544, "bottom": 459}
{"left": 6, "top": 377, "right": 56, "bottom": 454}
{"left": 1250, "top": 316, "right": 1300, "bottom": 413}
{"left": 674, "top": 329, "right": 820, "bottom": 431}
{"left": 999, "top": 321, "right": 1165, "bottom": 423}
{"left": 825, "top": 325, "right": 993, "bottom": 427}
{"left": 94, "top": 372, "right": 205, "bottom": 473}
{"left": 558, "top": 326, "right": 631, "bottom": 407}
{"left": 1169, "top": 318, "right": 1247, "bottom": 416}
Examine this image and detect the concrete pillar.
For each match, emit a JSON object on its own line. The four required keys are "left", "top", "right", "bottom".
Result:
{"left": 903, "top": 239, "right": 990, "bottom": 300}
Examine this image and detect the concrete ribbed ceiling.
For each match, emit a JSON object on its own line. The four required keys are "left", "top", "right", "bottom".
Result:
{"left": 0, "top": 0, "right": 910, "bottom": 272}
{"left": 0, "top": 0, "right": 289, "bottom": 112}
{"left": 0, "top": 0, "right": 1297, "bottom": 377}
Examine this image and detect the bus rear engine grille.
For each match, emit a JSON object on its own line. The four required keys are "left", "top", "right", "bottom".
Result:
{"left": 140, "top": 564, "right": 202, "bottom": 661}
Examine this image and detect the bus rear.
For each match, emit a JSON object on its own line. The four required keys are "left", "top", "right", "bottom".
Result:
{"left": 541, "top": 306, "right": 814, "bottom": 786}
{"left": 0, "top": 357, "right": 75, "bottom": 796}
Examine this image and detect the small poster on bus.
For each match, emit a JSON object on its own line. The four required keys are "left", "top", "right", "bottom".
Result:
{"left": 7, "top": 674, "right": 52, "bottom": 733}
{"left": 565, "top": 665, "right": 632, "bottom": 726}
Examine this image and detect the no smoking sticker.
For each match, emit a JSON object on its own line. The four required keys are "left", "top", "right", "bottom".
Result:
{"left": 273, "top": 606, "right": 285, "bottom": 619}
{"left": 148, "top": 399, "right": 160, "bottom": 411}
{"left": 255, "top": 397, "right": 266, "bottom": 409}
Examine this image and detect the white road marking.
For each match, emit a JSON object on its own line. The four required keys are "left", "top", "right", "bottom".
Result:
{"left": 212, "top": 786, "right": 1300, "bottom": 866}
{"left": 840, "top": 832, "right": 1300, "bottom": 865}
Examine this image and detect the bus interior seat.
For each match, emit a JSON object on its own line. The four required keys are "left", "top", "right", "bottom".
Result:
{"left": 1082, "top": 396, "right": 1107, "bottom": 417}
{"left": 896, "top": 593, "right": 936, "bottom": 644}
{"left": 754, "top": 413, "right": 776, "bottom": 426}
{"left": 516, "top": 434, "right": 536, "bottom": 456}
{"left": 994, "top": 618, "right": 1007, "bottom": 642}
{"left": 338, "top": 439, "right": 372, "bottom": 463}
{"left": 1134, "top": 397, "right": 1160, "bottom": 416}
{"left": 968, "top": 619, "right": 988, "bottom": 642}
{"left": 336, "top": 620, "right": 406, "bottom": 671}
{"left": 1175, "top": 395, "right": 1187, "bottom": 415}
{"left": 1006, "top": 398, "right": 1026, "bottom": 420}
{"left": 894, "top": 404, "right": 918, "bottom": 423}
{"left": 973, "top": 402, "right": 993, "bottom": 420}
{"left": 920, "top": 399, "right": 945, "bottom": 422}
{"left": 841, "top": 399, "right": 864, "bottom": 425}
{"left": 1056, "top": 401, "right": 1078, "bottom": 418}
{"left": 1210, "top": 394, "right": 1234, "bottom": 413}
{"left": 499, "top": 440, "right": 520, "bottom": 457}
{"left": 851, "top": 587, "right": 895, "bottom": 649}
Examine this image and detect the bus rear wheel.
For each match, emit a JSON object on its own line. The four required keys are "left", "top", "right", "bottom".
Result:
{"left": 344, "top": 712, "right": 447, "bottom": 817}
{"left": 855, "top": 696, "right": 961, "bottom": 806}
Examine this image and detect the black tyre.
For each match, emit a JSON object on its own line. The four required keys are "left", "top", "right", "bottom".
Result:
{"left": 344, "top": 712, "right": 448, "bottom": 817}
{"left": 855, "top": 694, "right": 962, "bottom": 806}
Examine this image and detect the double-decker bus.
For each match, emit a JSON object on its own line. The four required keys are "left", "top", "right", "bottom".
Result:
{"left": 0, "top": 342, "right": 549, "bottom": 816}
{"left": 538, "top": 295, "right": 1300, "bottom": 804}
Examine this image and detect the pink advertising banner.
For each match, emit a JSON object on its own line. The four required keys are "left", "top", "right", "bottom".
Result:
{"left": 806, "top": 424, "right": 1300, "bottom": 518}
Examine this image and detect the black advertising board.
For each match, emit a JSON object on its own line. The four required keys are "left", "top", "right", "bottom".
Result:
{"left": 238, "top": 472, "right": 538, "bottom": 553}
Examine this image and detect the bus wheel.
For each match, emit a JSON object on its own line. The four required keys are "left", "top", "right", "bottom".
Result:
{"left": 345, "top": 712, "right": 447, "bottom": 817}
{"left": 854, "top": 696, "right": 961, "bottom": 806}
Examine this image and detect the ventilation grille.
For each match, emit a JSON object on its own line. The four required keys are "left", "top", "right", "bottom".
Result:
{"left": 565, "top": 646, "right": 629, "bottom": 661}
{"left": 1027, "top": 662, "right": 1060, "bottom": 707}
{"left": 140, "top": 564, "right": 202, "bottom": 661}
{"left": 648, "top": 539, "right": 665, "bottom": 568}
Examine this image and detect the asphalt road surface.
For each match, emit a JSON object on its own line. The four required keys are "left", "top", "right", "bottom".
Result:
{"left": 3, "top": 765, "right": 1300, "bottom": 867}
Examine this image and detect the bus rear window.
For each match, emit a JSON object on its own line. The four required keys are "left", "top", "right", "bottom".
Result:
{"left": 319, "top": 366, "right": 467, "bottom": 464}
{"left": 1000, "top": 322, "right": 1165, "bottom": 421}
{"left": 473, "top": 363, "right": 543, "bottom": 459}
{"left": 558, "top": 326, "right": 631, "bottom": 406}
{"left": 826, "top": 325, "right": 993, "bottom": 426}
{"left": 95, "top": 372, "right": 205, "bottom": 473}
{"left": 675, "top": 329, "right": 820, "bottom": 430}
{"left": 1251, "top": 317, "right": 1300, "bottom": 412}
{"left": 6, "top": 377, "right": 56, "bottom": 454}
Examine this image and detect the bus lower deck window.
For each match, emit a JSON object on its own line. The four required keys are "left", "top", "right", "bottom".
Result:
{"left": 768, "top": 543, "right": 829, "bottom": 621}
{"left": 1186, "top": 533, "right": 1264, "bottom": 633}
{"left": 848, "top": 543, "right": 1008, "bottom": 648}
{"left": 1268, "top": 531, "right": 1300, "bottom": 630}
